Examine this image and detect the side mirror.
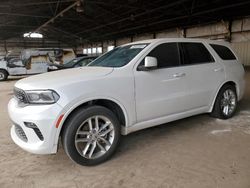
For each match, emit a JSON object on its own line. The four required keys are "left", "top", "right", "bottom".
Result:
{"left": 138, "top": 56, "right": 158, "bottom": 71}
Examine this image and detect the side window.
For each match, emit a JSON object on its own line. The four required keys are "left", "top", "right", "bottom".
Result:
{"left": 76, "top": 59, "right": 89, "bottom": 67}
{"left": 79, "top": 60, "right": 87, "bottom": 67}
{"left": 146, "top": 43, "right": 180, "bottom": 68}
{"left": 86, "top": 58, "right": 94, "bottom": 65}
{"left": 180, "top": 42, "right": 214, "bottom": 65}
{"left": 210, "top": 44, "right": 236, "bottom": 60}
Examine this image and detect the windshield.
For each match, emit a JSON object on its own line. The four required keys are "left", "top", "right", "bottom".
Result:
{"left": 88, "top": 44, "right": 148, "bottom": 67}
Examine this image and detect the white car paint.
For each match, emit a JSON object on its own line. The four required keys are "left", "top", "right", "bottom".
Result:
{"left": 8, "top": 38, "right": 245, "bottom": 155}
{"left": 0, "top": 58, "right": 49, "bottom": 76}
{"left": 0, "top": 59, "right": 7, "bottom": 69}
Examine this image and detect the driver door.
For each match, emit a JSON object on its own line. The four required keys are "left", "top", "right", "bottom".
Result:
{"left": 134, "top": 43, "right": 189, "bottom": 122}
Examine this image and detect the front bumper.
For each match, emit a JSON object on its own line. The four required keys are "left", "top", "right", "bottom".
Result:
{"left": 8, "top": 98, "right": 63, "bottom": 154}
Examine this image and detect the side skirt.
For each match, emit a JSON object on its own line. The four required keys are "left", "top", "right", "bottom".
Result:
{"left": 121, "top": 106, "right": 209, "bottom": 135}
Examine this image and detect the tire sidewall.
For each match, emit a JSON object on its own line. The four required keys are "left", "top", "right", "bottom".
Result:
{"left": 62, "top": 106, "right": 121, "bottom": 166}
{"left": 216, "top": 85, "right": 237, "bottom": 119}
{"left": 0, "top": 70, "right": 8, "bottom": 81}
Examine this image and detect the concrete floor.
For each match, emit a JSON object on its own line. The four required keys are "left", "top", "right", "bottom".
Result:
{"left": 0, "top": 70, "right": 250, "bottom": 188}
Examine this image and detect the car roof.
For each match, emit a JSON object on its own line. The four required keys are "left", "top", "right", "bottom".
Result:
{"left": 123, "top": 38, "right": 230, "bottom": 46}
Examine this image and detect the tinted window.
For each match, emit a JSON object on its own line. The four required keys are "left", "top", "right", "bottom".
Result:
{"left": 147, "top": 43, "right": 180, "bottom": 68}
{"left": 64, "top": 58, "right": 79, "bottom": 67}
{"left": 76, "top": 58, "right": 94, "bottom": 67}
{"left": 210, "top": 44, "right": 236, "bottom": 60}
{"left": 181, "top": 42, "right": 214, "bottom": 65}
{"left": 89, "top": 44, "right": 148, "bottom": 67}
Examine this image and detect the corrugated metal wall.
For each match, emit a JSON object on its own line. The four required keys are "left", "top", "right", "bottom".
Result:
{"left": 232, "top": 42, "right": 250, "bottom": 66}
{"left": 82, "top": 17, "right": 250, "bottom": 66}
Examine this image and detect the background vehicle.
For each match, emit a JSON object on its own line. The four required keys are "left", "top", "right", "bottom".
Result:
{"left": 0, "top": 48, "right": 75, "bottom": 81}
{"left": 48, "top": 56, "right": 97, "bottom": 71}
{"left": 8, "top": 38, "right": 245, "bottom": 166}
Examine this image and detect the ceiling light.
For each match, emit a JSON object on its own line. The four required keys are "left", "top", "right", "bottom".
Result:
{"left": 23, "top": 32, "right": 43, "bottom": 38}
{"left": 76, "top": 6, "right": 84, "bottom": 12}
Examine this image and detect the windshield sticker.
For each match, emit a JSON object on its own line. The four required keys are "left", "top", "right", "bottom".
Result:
{"left": 130, "top": 44, "right": 147, "bottom": 49}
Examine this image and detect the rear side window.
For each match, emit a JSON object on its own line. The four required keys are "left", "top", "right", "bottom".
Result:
{"left": 147, "top": 43, "right": 180, "bottom": 68}
{"left": 180, "top": 42, "right": 214, "bottom": 65}
{"left": 210, "top": 44, "right": 236, "bottom": 60}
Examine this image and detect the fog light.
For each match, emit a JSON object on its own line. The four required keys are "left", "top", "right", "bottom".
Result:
{"left": 24, "top": 122, "right": 44, "bottom": 141}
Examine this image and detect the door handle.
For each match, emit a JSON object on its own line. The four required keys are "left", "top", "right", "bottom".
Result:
{"left": 173, "top": 73, "right": 186, "bottom": 78}
{"left": 214, "top": 68, "right": 224, "bottom": 72}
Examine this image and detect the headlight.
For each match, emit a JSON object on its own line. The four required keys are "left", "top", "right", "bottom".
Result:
{"left": 25, "top": 90, "right": 60, "bottom": 104}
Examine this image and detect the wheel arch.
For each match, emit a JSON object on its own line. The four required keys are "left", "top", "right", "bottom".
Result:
{"left": 55, "top": 97, "right": 128, "bottom": 147}
{"left": 0, "top": 68, "right": 9, "bottom": 75}
{"left": 0, "top": 68, "right": 9, "bottom": 81}
{"left": 209, "top": 81, "right": 237, "bottom": 112}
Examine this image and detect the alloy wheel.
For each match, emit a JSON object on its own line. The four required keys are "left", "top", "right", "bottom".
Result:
{"left": 0, "top": 72, "right": 4, "bottom": 80}
{"left": 74, "top": 115, "right": 115, "bottom": 159}
{"left": 220, "top": 89, "right": 236, "bottom": 116}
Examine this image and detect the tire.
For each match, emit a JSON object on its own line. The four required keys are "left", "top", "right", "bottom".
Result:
{"left": 211, "top": 84, "right": 237, "bottom": 119}
{"left": 62, "top": 105, "right": 121, "bottom": 166}
{"left": 0, "top": 70, "right": 8, "bottom": 81}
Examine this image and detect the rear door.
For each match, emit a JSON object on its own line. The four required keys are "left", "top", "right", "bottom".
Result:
{"left": 178, "top": 42, "right": 225, "bottom": 109}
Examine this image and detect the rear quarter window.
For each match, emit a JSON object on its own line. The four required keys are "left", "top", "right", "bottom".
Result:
{"left": 210, "top": 44, "right": 236, "bottom": 60}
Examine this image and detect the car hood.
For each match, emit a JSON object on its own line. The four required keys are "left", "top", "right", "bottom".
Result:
{"left": 15, "top": 66, "right": 114, "bottom": 90}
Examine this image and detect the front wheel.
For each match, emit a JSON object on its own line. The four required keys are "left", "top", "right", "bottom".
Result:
{"left": 0, "top": 70, "right": 8, "bottom": 81}
{"left": 62, "top": 105, "right": 121, "bottom": 166}
{"left": 211, "top": 84, "right": 237, "bottom": 119}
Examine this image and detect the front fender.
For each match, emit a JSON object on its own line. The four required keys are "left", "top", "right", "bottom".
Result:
{"left": 52, "top": 96, "right": 129, "bottom": 149}
{"left": 0, "top": 60, "right": 8, "bottom": 70}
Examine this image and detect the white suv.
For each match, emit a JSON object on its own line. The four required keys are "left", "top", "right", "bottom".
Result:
{"left": 8, "top": 38, "right": 245, "bottom": 166}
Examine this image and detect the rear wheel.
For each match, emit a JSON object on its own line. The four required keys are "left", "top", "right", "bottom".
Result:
{"left": 0, "top": 70, "right": 8, "bottom": 81}
{"left": 62, "top": 105, "right": 120, "bottom": 166}
{"left": 211, "top": 84, "right": 237, "bottom": 119}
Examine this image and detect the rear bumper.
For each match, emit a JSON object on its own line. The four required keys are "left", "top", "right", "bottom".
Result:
{"left": 238, "top": 77, "right": 245, "bottom": 101}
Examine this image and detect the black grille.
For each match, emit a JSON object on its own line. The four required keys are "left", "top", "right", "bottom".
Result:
{"left": 33, "top": 128, "right": 44, "bottom": 141}
{"left": 14, "top": 124, "right": 28, "bottom": 142}
{"left": 24, "top": 122, "right": 44, "bottom": 141}
{"left": 14, "top": 87, "right": 28, "bottom": 103}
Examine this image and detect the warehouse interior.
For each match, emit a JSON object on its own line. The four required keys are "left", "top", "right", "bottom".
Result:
{"left": 1, "top": 0, "right": 250, "bottom": 65}
{"left": 0, "top": 0, "right": 250, "bottom": 187}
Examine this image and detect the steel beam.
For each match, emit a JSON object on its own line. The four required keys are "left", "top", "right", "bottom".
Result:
{"left": 28, "top": 1, "right": 78, "bottom": 36}
{"left": 76, "top": 0, "right": 190, "bottom": 35}
{"left": 84, "top": 1, "right": 250, "bottom": 41}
